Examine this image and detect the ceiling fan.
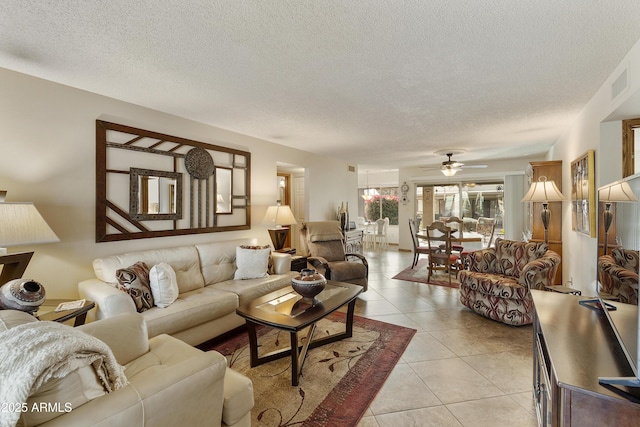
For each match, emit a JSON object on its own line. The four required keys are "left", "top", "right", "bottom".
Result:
{"left": 423, "top": 152, "right": 488, "bottom": 176}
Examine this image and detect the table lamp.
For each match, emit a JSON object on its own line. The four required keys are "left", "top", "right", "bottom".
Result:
{"left": 262, "top": 202, "right": 297, "bottom": 251}
{"left": 0, "top": 201, "right": 60, "bottom": 284}
{"left": 599, "top": 180, "right": 638, "bottom": 255}
{"left": 522, "top": 176, "right": 565, "bottom": 244}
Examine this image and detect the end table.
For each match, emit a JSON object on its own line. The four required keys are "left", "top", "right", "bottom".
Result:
{"left": 291, "top": 256, "right": 308, "bottom": 272}
{"left": 37, "top": 299, "right": 95, "bottom": 326}
{"left": 544, "top": 285, "right": 581, "bottom": 296}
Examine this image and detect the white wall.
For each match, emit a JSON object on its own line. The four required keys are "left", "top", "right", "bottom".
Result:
{"left": 551, "top": 37, "right": 640, "bottom": 295}
{"left": 0, "top": 68, "right": 357, "bottom": 298}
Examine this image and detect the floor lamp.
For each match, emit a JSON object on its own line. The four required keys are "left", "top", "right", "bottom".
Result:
{"left": 262, "top": 202, "right": 297, "bottom": 251}
{"left": 599, "top": 180, "right": 637, "bottom": 255}
{"left": 522, "top": 176, "right": 565, "bottom": 244}
{"left": 0, "top": 201, "right": 60, "bottom": 284}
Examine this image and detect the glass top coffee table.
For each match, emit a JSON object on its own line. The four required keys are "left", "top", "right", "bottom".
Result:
{"left": 236, "top": 280, "right": 362, "bottom": 386}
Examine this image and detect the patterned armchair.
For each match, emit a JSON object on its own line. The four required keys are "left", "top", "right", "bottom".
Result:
{"left": 458, "top": 238, "right": 561, "bottom": 326}
{"left": 598, "top": 248, "right": 638, "bottom": 304}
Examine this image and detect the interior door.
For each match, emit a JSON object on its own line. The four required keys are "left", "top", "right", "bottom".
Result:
{"left": 292, "top": 175, "right": 305, "bottom": 250}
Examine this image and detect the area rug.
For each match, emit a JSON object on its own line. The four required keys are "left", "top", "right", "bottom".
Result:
{"left": 391, "top": 259, "right": 460, "bottom": 288}
{"left": 205, "top": 312, "right": 415, "bottom": 426}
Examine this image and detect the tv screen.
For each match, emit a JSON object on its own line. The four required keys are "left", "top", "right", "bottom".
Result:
{"left": 596, "top": 175, "right": 640, "bottom": 387}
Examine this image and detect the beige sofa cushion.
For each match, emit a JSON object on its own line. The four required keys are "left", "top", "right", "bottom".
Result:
{"left": 93, "top": 245, "right": 205, "bottom": 294}
{"left": 23, "top": 366, "right": 106, "bottom": 426}
{"left": 0, "top": 311, "right": 107, "bottom": 426}
{"left": 196, "top": 238, "right": 255, "bottom": 285}
{"left": 223, "top": 367, "right": 254, "bottom": 425}
{"left": 141, "top": 287, "right": 239, "bottom": 338}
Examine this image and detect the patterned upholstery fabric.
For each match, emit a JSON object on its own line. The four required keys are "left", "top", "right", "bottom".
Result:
{"left": 598, "top": 248, "right": 639, "bottom": 304}
{"left": 116, "top": 261, "right": 154, "bottom": 312}
{"left": 458, "top": 238, "right": 561, "bottom": 326}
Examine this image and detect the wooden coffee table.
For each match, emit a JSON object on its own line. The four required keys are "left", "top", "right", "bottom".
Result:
{"left": 236, "top": 281, "right": 362, "bottom": 386}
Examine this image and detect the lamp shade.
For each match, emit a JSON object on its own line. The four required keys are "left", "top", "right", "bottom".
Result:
{"left": 599, "top": 181, "right": 638, "bottom": 203}
{"left": 521, "top": 177, "right": 566, "bottom": 203}
{"left": 262, "top": 204, "right": 297, "bottom": 228}
{"left": 0, "top": 203, "right": 59, "bottom": 247}
{"left": 441, "top": 167, "right": 460, "bottom": 177}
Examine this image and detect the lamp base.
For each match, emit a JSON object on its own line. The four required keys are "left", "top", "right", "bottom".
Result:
{"left": 268, "top": 228, "right": 290, "bottom": 251}
{"left": 0, "top": 252, "right": 34, "bottom": 285}
{"left": 541, "top": 203, "right": 550, "bottom": 244}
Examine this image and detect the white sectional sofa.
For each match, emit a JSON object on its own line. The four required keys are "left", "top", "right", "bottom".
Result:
{"left": 0, "top": 309, "right": 253, "bottom": 427}
{"left": 79, "top": 238, "right": 296, "bottom": 346}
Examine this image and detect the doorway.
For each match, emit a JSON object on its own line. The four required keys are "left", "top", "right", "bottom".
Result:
{"left": 277, "top": 165, "right": 305, "bottom": 251}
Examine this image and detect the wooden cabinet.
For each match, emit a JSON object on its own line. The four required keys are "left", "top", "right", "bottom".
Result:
{"left": 529, "top": 160, "right": 563, "bottom": 285}
{"left": 532, "top": 291, "right": 640, "bottom": 426}
{"left": 344, "top": 229, "right": 363, "bottom": 255}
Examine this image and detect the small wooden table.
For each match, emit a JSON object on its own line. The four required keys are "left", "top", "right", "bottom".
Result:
{"left": 236, "top": 281, "right": 362, "bottom": 386}
{"left": 36, "top": 299, "right": 95, "bottom": 326}
{"left": 545, "top": 284, "right": 582, "bottom": 295}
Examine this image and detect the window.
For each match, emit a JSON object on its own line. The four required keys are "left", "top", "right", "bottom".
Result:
{"left": 415, "top": 181, "right": 504, "bottom": 230}
{"left": 358, "top": 186, "right": 399, "bottom": 225}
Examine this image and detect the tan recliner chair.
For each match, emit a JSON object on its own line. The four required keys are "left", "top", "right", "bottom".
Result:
{"left": 0, "top": 310, "right": 253, "bottom": 427}
{"left": 299, "top": 221, "right": 368, "bottom": 290}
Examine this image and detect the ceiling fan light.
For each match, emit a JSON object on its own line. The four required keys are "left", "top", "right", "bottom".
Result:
{"left": 441, "top": 167, "right": 458, "bottom": 177}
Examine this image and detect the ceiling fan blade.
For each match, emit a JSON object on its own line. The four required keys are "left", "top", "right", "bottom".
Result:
{"left": 460, "top": 165, "right": 488, "bottom": 169}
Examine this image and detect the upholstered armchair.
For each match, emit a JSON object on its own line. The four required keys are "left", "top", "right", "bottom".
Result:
{"left": 598, "top": 248, "right": 639, "bottom": 304}
{"left": 458, "top": 238, "right": 560, "bottom": 326}
{"left": 299, "top": 221, "right": 368, "bottom": 290}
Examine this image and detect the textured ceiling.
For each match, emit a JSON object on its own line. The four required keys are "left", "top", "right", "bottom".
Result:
{"left": 2, "top": 1, "right": 640, "bottom": 170}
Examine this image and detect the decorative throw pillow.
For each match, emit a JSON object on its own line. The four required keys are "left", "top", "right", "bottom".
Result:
{"left": 149, "top": 263, "right": 179, "bottom": 308}
{"left": 234, "top": 245, "right": 271, "bottom": 280}
{"left": 116, "top": 261, "right": 154, "bottom": 312}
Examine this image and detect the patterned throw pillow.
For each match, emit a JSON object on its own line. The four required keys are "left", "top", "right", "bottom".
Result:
{"left": 116, "top": 261, "right": 154, "bottom": 312}
{"left": 234, "top": 245, "right": 271, "bottom": 280}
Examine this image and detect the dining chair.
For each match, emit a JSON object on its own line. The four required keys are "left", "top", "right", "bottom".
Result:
{"left": 408, "top": 218, "right": 430, "bottom": 268}
{"left": 363, "top": 220, "right": 376, "bottom": 250}
{"left": 442, "top": 216, "right": 465, "bottom": 255}
{"left": 425, "top": 221, "right": 460, "bottom": 286}
{"left": 373, "top": 217, "right": 389, "bottom": 249}
{"left": 476, "top": 217, "right": 496, "bottom": 248}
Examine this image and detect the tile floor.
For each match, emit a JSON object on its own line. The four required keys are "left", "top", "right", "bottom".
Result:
{"left": 354, "top": 247, "right": 538, "bottom": 427}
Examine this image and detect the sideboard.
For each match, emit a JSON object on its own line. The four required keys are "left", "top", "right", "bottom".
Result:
{"left": 531, "top": 290, "right": 640, "bottom": 426}
{"left": 344, "top": 229, "right": 364, "bottom": 255}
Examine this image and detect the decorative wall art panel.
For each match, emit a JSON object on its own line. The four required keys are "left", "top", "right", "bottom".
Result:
{"left": 571, "top": 150, "right": 595, "bottom": 237}
{"left": 96, "top": 120, "right": 251, "bottom": 242}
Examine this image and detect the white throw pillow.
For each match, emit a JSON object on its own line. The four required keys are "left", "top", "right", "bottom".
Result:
{"left": 234, "top": 246, "right": 271, "bottom": 280}
{"left": 149, "top": 263, "right": 179, "bottom": 308}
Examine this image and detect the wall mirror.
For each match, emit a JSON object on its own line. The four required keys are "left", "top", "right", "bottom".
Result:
{"left": 215, "top": 167, "right": 232, "bottom": 214}
{"left": 96, "top": 120, "right": 251, "bottom": 242}
{"left": 594, "top": 174, "right": 640, "bottom": 388}
{"left": 130, "top": 168, "right": 182, "bottom": 220}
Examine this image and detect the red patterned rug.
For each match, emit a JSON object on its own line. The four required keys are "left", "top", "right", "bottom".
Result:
{"left": 392, "top": 259, "right": 460, "bottom": 288}
{"left": 204, "top": 312, "right": 415, "bottom": 426}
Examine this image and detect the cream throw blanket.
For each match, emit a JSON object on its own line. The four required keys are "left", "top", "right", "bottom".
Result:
{"left": 0, "top": 321, "right": 128, "bottom": 427}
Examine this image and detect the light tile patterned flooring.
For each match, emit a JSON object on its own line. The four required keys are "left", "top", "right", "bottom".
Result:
{"left": 353, "top": 247, "right": 538, "bottom": 427}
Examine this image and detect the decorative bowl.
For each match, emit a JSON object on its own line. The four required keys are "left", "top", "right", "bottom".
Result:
{"left": 0, "top": 278, "right": 46, "bottom": 314}
{"left": 291, "top": 268, "right": 326, "bottom": 303}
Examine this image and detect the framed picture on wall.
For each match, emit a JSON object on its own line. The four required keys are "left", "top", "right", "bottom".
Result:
{"left": 571, "top": 150, "right": 596, "bottom": 237}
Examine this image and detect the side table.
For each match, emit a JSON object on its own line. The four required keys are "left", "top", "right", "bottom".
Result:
{"left": 291, "top": 256, "right": 308, "bottom": 272}
{"left": 36, "top": 299, "right": 95, "bottom": 326}
{"left": 544, "top": 285, "right": 581, "bottom": 295}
